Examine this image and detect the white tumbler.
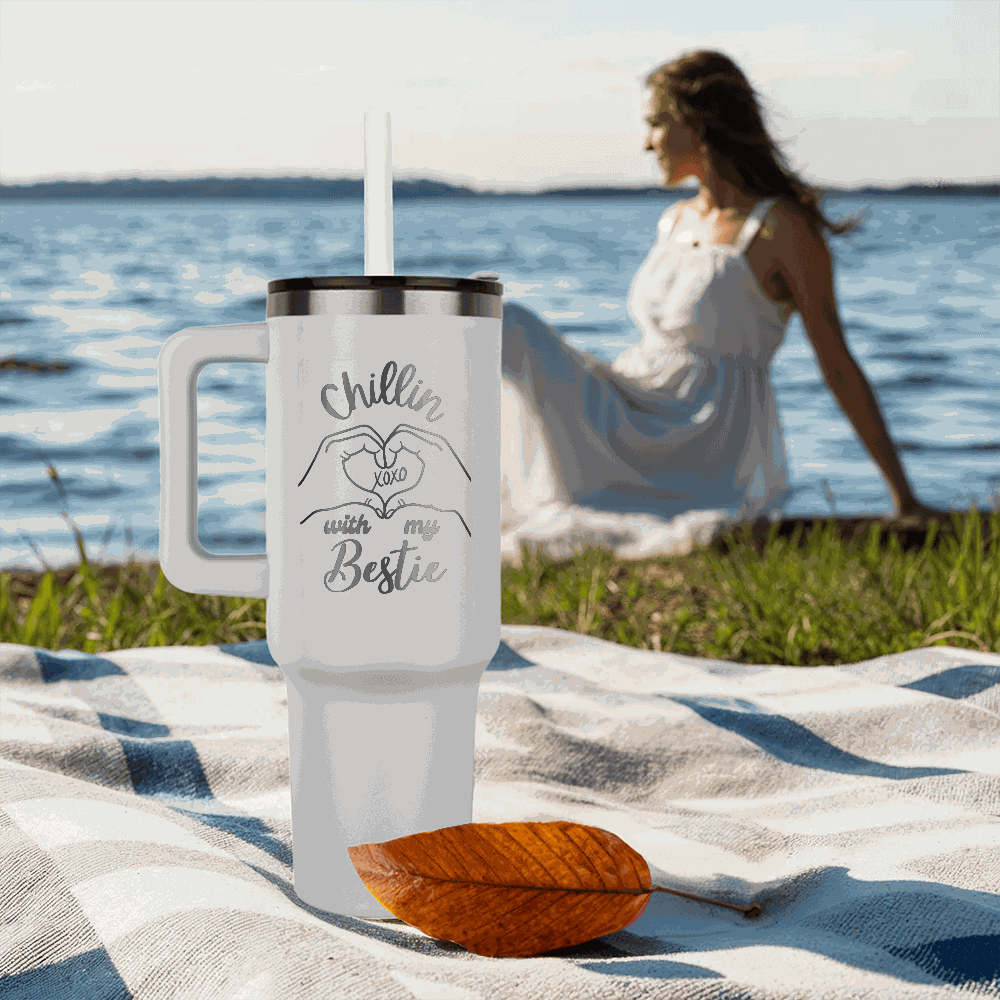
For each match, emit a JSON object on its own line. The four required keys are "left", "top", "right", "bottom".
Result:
{"left": 157, "top": 274, "right": 503, "bottom": 917}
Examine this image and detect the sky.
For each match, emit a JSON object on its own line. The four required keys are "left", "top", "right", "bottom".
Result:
{"left": 2, "top": 0, "right": 997, "bottom": 192}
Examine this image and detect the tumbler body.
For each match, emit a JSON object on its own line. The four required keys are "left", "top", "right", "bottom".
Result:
{"left": 158, "top": 276, "right": 502, "bottom": 917}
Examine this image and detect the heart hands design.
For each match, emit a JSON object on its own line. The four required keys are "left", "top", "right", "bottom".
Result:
{"left": 299, "top": 424, "right": 469, "bottom": 520}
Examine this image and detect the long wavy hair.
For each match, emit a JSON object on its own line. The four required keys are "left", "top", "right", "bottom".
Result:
{"left": 644, "top": 50, "right": 865, "bottom": 238}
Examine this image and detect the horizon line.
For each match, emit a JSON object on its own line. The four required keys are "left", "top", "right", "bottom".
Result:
{"left": 1, "top": 174, "right": 997, "bottom": 199}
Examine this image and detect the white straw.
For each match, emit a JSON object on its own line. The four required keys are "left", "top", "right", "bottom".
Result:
{"left": 364, "top": 110, "right": 393, "bottom": 275}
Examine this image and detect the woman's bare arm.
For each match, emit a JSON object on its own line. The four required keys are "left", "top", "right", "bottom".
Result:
{"left": 776, "top": 205, "right": 920, "bottom": 514}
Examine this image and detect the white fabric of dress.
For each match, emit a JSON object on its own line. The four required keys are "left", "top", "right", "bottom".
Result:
{"left": 500, "top": 196, "right": 797, "bottom": 565}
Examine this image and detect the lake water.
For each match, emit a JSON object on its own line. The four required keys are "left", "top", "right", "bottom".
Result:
{"left": 1, "top": 194, "right": 998, "bottom": 572}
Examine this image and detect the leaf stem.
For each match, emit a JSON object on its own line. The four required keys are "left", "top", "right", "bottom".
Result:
{"left": 653, "top": 885, "right": 761, "bottom": 919}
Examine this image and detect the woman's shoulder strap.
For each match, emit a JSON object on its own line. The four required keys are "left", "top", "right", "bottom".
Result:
{"left": 734, "top": 198, "right": 779, "bottom": 253}
{"left": 657, "top": 198, "right": 688, "bottom": 236}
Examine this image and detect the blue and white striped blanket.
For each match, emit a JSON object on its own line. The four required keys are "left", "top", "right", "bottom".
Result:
{"left": 2, "top": 625, "right": 998, "bottom": 998}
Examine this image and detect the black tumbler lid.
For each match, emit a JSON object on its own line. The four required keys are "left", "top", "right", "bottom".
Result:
{"left": 267, "top": 275, "right": 502, "bottom": 296}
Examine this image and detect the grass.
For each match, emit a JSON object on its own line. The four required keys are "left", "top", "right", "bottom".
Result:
{"left": 2, "top": 463, "right": 999, "bottom": 665}
{"left": 501, "top": 507, "right": 1000, "bottom": 664}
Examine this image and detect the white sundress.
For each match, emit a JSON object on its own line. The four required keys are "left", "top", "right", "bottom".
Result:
{"left": 500, "top": 197, "right": 797, "bottom": 565}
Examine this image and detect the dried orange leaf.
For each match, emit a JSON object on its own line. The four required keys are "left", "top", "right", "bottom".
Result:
{"left": 347, "top": 820, "right": 655, "bottom": 957}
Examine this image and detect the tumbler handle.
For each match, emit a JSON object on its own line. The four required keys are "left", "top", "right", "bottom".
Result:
{"left": 157, "top": 323, "right": 269, "bottom": 598}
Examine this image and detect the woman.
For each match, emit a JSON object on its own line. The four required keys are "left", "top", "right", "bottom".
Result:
{"left": 500, "top": 49, "right": 941, "bottom": 565}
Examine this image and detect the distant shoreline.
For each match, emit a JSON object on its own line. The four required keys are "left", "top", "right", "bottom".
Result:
{"left": 1, "top": 176, "right": 997, "bottom": 201}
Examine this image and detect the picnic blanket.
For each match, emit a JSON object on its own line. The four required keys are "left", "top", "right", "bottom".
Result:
{"left": 2, "top": 625, "right": 999, "bottom": 999}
